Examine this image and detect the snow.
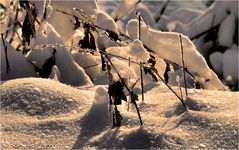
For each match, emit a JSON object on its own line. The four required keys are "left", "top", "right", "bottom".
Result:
{"left": 160, "top": 8, "right": 203, "bottom": 31}
{"left": 30, "top": 0, "right": 52, "bottom": 20}
{"left": 126, "top": 19, "right": 226, "bottom": 90}
{"left": 210, "top": 45, "right": 238, "bottom": 86}
{"left": 1, "top": 1, "right": 238, "bottom": 148}
{"left": 47, "top": 0, "right": 98, "bottom": 41}
{"left": 49, "top": 65, "right": 60, "bottom": 81}
{"left": 119, "top": 3, "right": 156, "bottom": 32}
{"left": 171, "top": 1, "right": 238, "bottom": 39}
{"left": 96, "top": 9, "right": 119, "bottom": 50}
{"left": 110, "top": 57, "right": 137, "bottom": 81}
{"left": 97, "top": 10, "right": 118, "bottom": 33}
{"left": 0, "top": 78, "right": 93, "bottom": 117}
{"left": 209, "top": 52, "right": 223, "bottom": 74}
{"left": 222, "top": 48, "right": 238, "bottom": 85}
{"left": 26, "top": 21, "right": 93, "bottom": 86}
{"left": 110, "top": 0, "right": 138, "bottom": 21}
{"left": 81, "top": 87, "right": 110, "bottom": 131}
{"left": 218, "top": 13, "right": 236, "bottom": 47}
{"left": 106, "top": 39, "right": 150, "bottom": 62}
{"left": 71, "top": 51, "right": 103, "bottom": 82}
{"left": 1, "top": 41, "right": 37, "bottom": 81}
{"left": 1, "top": 78, "right": 238, "bottom": 149}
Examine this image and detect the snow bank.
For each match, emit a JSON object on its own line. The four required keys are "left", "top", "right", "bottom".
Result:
{"left": 26, "top": 21, "right": 93, "bottom": 86}
{"left": 1, "top": 41, "right": 37, "bottom": 81}
{"left": 1, "top": 78, "right": 238, "bottom": 149}
{"left": 126, "top": 19, "right": 226, "bottom": 90}
{"left": 0, "top": 78, "right": 91, "bottom": 117}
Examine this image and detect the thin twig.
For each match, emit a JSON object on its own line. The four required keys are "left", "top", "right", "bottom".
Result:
{"left": 179, "top": 34, "right": 188, "bottom": 97}
{"left": 140, "top": 62, "right": 144, "bottom": 102}
{"left": 190, "top": 24, "right": 220, "bottom": 40}
{"left": 1, "top": 34, "right": 10, "bottom": 74}
{"left": 83, "top": 63, "right": 99, "bottom": 70}
{"left": 152, "top": 68, "right": 187, "bottom": 109}
{"left": 155, "top": 0, "right": 170, "bottom": 23}
{"left": 177, "top": 76, "right": 183, "bottom": 100}
{"left": 138, "top": 12, "right": 141, "bottom": 40}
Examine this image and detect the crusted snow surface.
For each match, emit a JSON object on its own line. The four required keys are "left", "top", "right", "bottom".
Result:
{"left": 126, "top": 19, "right": 226, "bottom": 90}
{"left": 0, "top": 78, "right": 93, "bottom": 117}
{"left": 1, "top": 78, "right": 238, "bottom": 149}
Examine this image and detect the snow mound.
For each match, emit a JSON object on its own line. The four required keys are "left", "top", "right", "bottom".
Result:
{"left": 80, "top": 87, "right": 110, "bottom": 131}
{"left": 85, "top": 127, "right": 157, "bottom": 149}
{"left": 0, "top": 78, "right": 90, "bottom": 117}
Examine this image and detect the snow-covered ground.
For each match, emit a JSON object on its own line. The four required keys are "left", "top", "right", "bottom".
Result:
{"left": 1, "top": 78, "right": 238, "bottom": 149}
{"left": 1, "top": 0, "right": 238, "bottom": 149}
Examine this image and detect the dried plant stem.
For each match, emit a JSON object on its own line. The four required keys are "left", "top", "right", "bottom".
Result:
{"left": 140, "top": 62, "right": 144, "bottom": 102}
{"left": 155, "top": 0, "right": 170, "bottom": 23}
{"left": 105, "top": 54, "right": 143, "bottom": 126}
{"left": 1, "top": 34, "right": 10, "bottom": 74}
{"left": 179, "top": 34, "right": 188, "bottom": 97}
{"left": 153, "top": 69, "right": 187, "bottom": 109}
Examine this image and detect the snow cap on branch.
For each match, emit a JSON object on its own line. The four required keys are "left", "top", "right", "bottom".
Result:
{"left": 126, "top": 19, "right": 226, "bottom": 90}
